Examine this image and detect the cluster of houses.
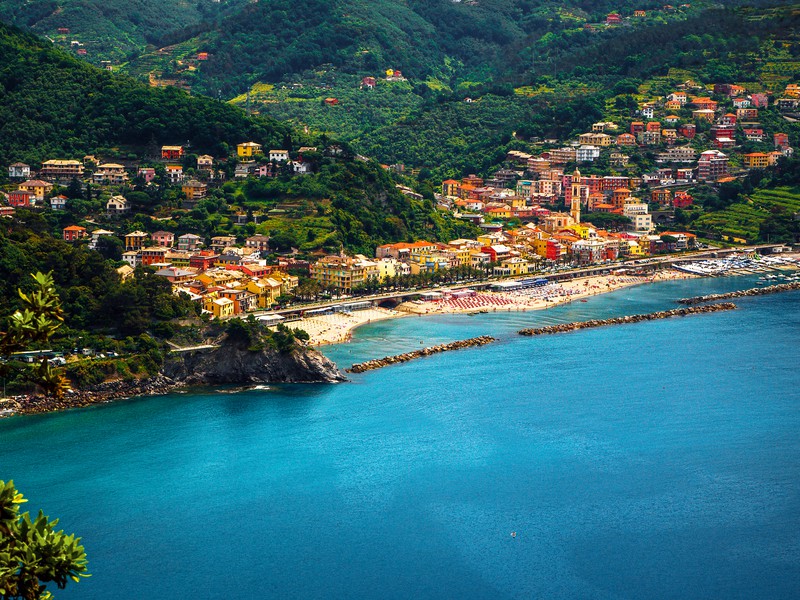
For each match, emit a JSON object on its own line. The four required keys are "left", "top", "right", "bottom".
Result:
{"left": 58, "top": 226, "right": 302, "bottom": 320}
{"left": 0, "top": 141, "right": 320, "bottom": 215}
{"left": 307, "top": 218, "right": 698, "bottom": 296}
{"left": 232, "top": 142, "right": 315, "bottom": 178}
{"left": 435, "top": 78, "right": 796, "bottom": 253}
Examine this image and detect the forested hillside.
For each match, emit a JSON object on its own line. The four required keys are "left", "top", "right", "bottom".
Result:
{"left": 0, "top": 23, "right": 290, "bottom": 165}
{"left": 0, "top": 0, "right": 246, "bottom": 62}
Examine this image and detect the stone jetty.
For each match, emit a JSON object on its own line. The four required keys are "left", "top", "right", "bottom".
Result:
{"left": 518, "top": 303, "right": 737, "bottom": 336}
{"left": 677, "top": 282, "right": 800, "bottom": 305}
{"left": 347, "top": 336, "right": 496, "bottom": 373}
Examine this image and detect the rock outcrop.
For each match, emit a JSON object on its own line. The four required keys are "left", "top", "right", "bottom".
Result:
{"left": 347, "top": 336, "right": 496, "bottom": 373}
{"left": 4, "top": 336, "right": 344, "bottom": 417}
{"left": 163, "top": 341, "right": 345, "bottom": 384}
{"left": 677, "top": 282, "right": 800, "bottom": 305}
{"left": 518, "top": 303, "right": 737, "bottom": 336}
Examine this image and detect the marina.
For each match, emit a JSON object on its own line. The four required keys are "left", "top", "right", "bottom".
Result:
{"left": 673, "top": 252, "right": 799, "bottom": 277}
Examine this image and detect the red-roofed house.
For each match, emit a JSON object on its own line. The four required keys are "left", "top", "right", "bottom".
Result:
{"left": 774, "top": 133, "right": 789, "bottom": 149}
{"left": 62, "top": 225, "right": 87, "bottom": 241}
{"left": 672, "top": 192, "right": 693, "bottom": 208}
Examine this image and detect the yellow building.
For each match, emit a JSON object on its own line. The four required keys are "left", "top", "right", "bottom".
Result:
{"left": 246, "top": 279, "right": 282, "bottom": 308}
{"left": 310, "top": 255, "right": 379, "bottom": 292}
{"left": 743, "top": 153, "right": 770, "bottom": 169}
{"left": 565, "top": 223, "right": 594, "bottom": 240}
{"left": 627, "top": 241, "right": 645, "bottom": 256}
{"left": 211, "top": 297, "right": 235, "bottom": 319}
{"left": 124, "top": 231, "right": 149, "bottom": 251}
{"left": 237, "top": 142, "right": 262, "bottom": 159}
{"left": 578, "top": 132, "right": 613, "bottom": 146}
{"left": 441, "top": 179, "right": 461, "bottom": 197}
{"left": 18, "top": 179, "right": 53, "bottom": 200}
{"left": 497, "top": 257, "right": 532, "bottom": 277}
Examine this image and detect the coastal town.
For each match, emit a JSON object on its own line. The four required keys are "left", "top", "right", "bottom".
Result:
{"left": 1, "top": 77, "right": 798, "bottom": 344}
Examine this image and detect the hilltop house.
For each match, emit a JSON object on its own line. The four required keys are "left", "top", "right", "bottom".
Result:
{"left": 7, "top": 190, "right": 35, "bottom": 207}
{"left": 197, "top": 155, "right": 214, "bottom": 171}
{"left": 182, "top": 179, "right": 207, "bottom": 202}
{"left": 138, "top": 167, "right": 156, "bottom": 183}
{"left": 39, "top": 159, "right": 84, "bottom": 181}
{"left": 8, "top": 163, "right": 30, "bottom": 179}
{"left": 106, "top": 195, "right": 130, "bottom": 216}
{"left": 151, "top": 231, "right": 175, "bottom": 247}
{"left": 62, "top": 225, "right": 87, "bottom": 241}
{"left": 166, "top": 165, "right": 184, "bottom": 184}
{"left": 177, "top": 233, "right": 202, "bottom": 251}
{"left": 50, "top": 195, "right": 68, "bottom": 210}
{"left": 269, "top": 150, "right": 290, "bottom": 162}
{"left": 237, "top": 142, "right": 262, "bottom": 159}
{"left": 93, "top": 163, "right": 128, "bottom": 185}
{"left": 124, "top": 231, "right": 149, "bottom": 251}
{"left": 161, "top": 146, "right": 184, "bottom": 160}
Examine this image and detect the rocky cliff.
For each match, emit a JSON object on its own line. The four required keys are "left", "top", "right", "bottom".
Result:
{"left": 162, "top": 339, "right": 345, "bottom": 385}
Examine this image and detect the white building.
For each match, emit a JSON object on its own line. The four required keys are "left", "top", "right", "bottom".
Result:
{"left": 269, "top": 150, "right": 290, "bottom": 162}
{"left": 106, "top": 195, "right": 130, "bottom": 216}
{"left": 576, "top": 145, "right": 601, "bottom": 163}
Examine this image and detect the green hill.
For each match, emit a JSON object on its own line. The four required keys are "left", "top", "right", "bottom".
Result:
{"left": 0, "top": 22, "right": 291, "bottom": 165}
{"left": 0, "top": 0, "right": 248, "bottom": 63}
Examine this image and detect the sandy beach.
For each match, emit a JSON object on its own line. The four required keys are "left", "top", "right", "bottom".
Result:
{"left": 288, "top": 269, "right": 697, "bottom": 346}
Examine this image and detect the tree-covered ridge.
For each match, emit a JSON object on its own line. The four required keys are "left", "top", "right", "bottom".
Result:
{"left": 122, "top": 0, "right": 725, "bottom": 97}
{"left": 0, "top": 0, "right": 246, "bottom": 63}
{"left": 0, "top": 22, "right": 291, "bottom": 165}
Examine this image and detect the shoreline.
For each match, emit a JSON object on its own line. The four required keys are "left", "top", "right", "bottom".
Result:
{"left": 298, "top": 269, "right": 697, "bottom": 346}
{"left": 4, "top": 259, "right": 797, "bottom": 418}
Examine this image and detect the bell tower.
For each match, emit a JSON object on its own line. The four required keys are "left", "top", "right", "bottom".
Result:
{"left": 570, "top": 168, "right": 582, "bottom": 223}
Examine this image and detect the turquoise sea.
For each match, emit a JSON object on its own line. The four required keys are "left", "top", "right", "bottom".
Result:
{"left": 1, "top": 275, "right": 799, "bottom": 599}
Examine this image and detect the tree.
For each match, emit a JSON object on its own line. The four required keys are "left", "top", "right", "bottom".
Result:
{"left": 0, "top": 273, "right": 69, "bottom": 399}
{"left": 0, "top": 480, "right": 89, "bottom": 600}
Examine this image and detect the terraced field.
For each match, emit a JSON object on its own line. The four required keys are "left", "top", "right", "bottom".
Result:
{"left": 692, "top": 186, "right": 800, "bottom": 242}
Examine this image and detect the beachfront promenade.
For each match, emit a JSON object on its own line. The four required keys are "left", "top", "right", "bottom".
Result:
{"left": 254, "top": 243, "right": 786, "bottom": 322}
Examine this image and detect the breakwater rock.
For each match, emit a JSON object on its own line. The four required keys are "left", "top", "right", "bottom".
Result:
{"left": 518, "top": 303, "right": 737, "bottom": 337}
{"left": 677, "top": 282, "right": 800, "bottom": 305}
{"left": 347, "top": 336, "right": 496, "bottom": 373}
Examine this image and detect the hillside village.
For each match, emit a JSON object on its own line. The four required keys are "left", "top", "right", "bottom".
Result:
{"left": 437, "top": 78, "right": 798, "bottom": 255}
{"left": 0, "top": 78, "right": 797, "bottom": 321}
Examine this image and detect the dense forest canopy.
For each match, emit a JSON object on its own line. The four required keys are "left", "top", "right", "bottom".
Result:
{"left": 0, "top": 22, "right": 291, "bottom": 164}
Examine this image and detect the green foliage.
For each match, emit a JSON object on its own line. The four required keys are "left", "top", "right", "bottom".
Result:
{"left": 0, "top": 223, "right": 193, "bottom": 340}
{"left": 0, "top": 21, "right": 291, "bottom": 165}
{"left": 0, "top": 480, "right": 89, "bottom": 600}
{"left": 692, "top": 186, "right": 800, "bottom": 243}
{"left": 0, "top": 272, "right": 69, "bottom": 398}
{"left": 223, "top": 318, "right": 308, "bottom": 354}
{"left": 0, "top": 0, "right": 232, "bottom": 63}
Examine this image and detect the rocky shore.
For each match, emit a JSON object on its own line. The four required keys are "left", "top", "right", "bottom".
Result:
{"left": 5, "top": 375, "right": 180, "bottom": 416}
{"left": 2, "top": 336, "right": 345, "bottom": 418}
{"left": 677, "top": 282, "right": 800, "bottom": 305}
{"left": 347, "top": 336, "right": 497, "bottom": 373}
{"left": 518, "top": 303, "right": 737, "bottom": 336}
